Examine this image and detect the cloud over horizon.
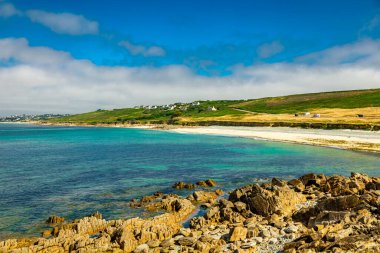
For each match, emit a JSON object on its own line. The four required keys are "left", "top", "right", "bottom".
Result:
{"left": 0, "top": 38, "right": 379, "bottom": 116}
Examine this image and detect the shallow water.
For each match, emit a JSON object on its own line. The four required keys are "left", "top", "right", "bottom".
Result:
{"left": 0, "top": 123, "right": 379, "bottom": 239}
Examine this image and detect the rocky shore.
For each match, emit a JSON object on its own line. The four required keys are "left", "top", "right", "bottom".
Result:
{"left": 1, "top": 173, "right": 379, "bottom": 253}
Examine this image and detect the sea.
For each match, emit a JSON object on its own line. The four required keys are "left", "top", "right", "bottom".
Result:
{"left": 0, "top": 123, "right": 379, "bottom": 239}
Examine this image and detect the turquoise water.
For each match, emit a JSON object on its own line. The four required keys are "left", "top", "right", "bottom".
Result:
{"left": 0, "top": 123, "right": 379, "bottom": 239}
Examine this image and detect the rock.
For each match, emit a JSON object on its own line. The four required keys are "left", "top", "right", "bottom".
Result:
{"left": 177, "top": 228, "right": 191, "bottom": 237}
{"left": 46, "top": 215, "right": 65, "bottom": 223}
{"left": 272, "top": 178, "right": 286, "bottom": 187}
{"left": 317, "top": 194, "right": 362, "bottom": 211}
{"left": 2, "top": 173, "right": 379, "bottom": 253}
{"left": 288, "top": 179, "right": 305, "bottom": 191}
{"left": 147, "top": 240, "right": 160, "bottom": 248}
{"left": 268, "top": 237, "right": 278, "bottom": 244}
{"left": 215, "top": 189, "right": 224, "bottom": 196}
{"left": 160, "top": 238, "right": 174, "bottom": 248}
{"left": 190, "top": 191, "right": 218, "bottom": 203}
{"left": 177, "top": 236, "right": 196, "bottom": 246}
{"left": 234, "top": 201, "right": 247, "bottom": 212}
{"left": 172, "top": 181, "right": 194, "bottom": 190}
{"left": 229, "top": 227, "right": 247, "bottom": 242}
{"left": 299, "top": 173, "right": 326, "bottom": 187}
{"left": 196, "top": 179, "right": 217, "bottom": 187}
{"left": 134, "top": 243, "right": 149, "bottom": 253}
{"left": 41, "top": 230, "right": 52, "bottom": 237}
{"left": 284, "top": 225, "right": 298, "bottom": 234}
{"left": 90, "top": 211, "right": 102, "bottom": 219}
{"left": 259, "top": 229, "right": 271, "bottom": 238}
{"left": 229, "top": 184, "right": 306, "bottom": 217}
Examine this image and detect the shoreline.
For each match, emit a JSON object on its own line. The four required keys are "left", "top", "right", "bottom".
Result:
{"left": 1, "top": 173, "right": 379, "bottom": 252}
{"left": 168, "top": 126, "right": 380, "bottom": 153}
{"left": 33, "top": 122, "right": 380, "bottom": 153}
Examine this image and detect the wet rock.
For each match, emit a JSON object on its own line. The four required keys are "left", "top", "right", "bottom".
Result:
{"left": 172, "top": 181, "right": 194, "bottom": 190}
{"left": 90, "top": 211, "right": 103, "bottom": 219}
{"left": 196, "top": 179, "right": 217, "bottom": 187}
{"left": 189, "top": 190, "right": 219, "bottom": 204}
{"left": 46, "top": 215, "right": 65, "bottom": 224}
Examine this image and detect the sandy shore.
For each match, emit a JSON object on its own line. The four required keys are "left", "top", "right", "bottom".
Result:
{"left": 169, "top": 126, "right": 380, "bottom": 153}
{"left": 31, "top": 122, "right": 380, "bottom": 152}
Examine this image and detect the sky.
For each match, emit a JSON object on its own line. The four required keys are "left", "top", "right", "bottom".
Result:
{"left": 1, "top": 0, "right": 380, "bottom": 115}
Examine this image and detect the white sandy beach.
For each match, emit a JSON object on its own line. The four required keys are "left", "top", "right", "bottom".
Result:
{"left": 169, "top": 126, "right": 380, "bottom": 153}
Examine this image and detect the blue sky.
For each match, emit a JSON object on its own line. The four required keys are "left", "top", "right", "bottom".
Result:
{"left": 1, "top": 0, "right": 380, "bottom": 114}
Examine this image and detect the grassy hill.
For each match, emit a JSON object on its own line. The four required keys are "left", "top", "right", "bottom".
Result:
{"left": 233, "top": 89, "right": 380, "bottom": 114}
{"left": 47, "top": 88, "right": 380, "bottom": 129}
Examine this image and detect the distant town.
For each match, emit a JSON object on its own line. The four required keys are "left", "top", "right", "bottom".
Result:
{"left": 0, "top": 114, "right": 70, "bottom": 122}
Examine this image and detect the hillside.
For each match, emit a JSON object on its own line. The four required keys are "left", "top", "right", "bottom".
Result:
{"left": 47, "top": 88, "right": 380, "bottom": 130}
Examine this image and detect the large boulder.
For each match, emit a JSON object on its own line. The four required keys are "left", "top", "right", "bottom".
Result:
{"left": 229, "top": 184, "right": 306, "bottom": 217}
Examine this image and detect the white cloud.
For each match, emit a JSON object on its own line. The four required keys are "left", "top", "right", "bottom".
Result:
{"left": 296, "top": 39, "right": 380, "bottom": 66}
{"left": 0, "top": 38, "right": 379, "bottom": 116}
{"left": 26, "top": 10, "right": 98, "bottom": 35}
{"left": 119, "top": 40, "right": 166, "bottom": 57}
{"left": 0, "top": 3, "right": 21, "bottom": 17}
{"left": 257, "top": 41, "right": 284, "bottom": 58}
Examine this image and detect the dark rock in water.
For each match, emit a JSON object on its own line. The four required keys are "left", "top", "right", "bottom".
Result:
{"left": 196, "top": 179, "right": 218, "bottom": 187}
{"left": 46, "top": 215, "right": 65, "bottom": 224}
{"left": 172, "top": 181, "right": 195, "bottom": 190}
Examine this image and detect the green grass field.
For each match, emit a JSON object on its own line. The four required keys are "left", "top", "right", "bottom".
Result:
{"left": 233, "top": 89, "right": 380, "bottom": 114}
{"left": 48, "top": 88, "right": 380, "bottom": 125}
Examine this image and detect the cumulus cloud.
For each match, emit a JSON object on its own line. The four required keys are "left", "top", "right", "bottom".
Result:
{"left": 26, "top": 10, "right": 98, "bottom": 35}
{"left": 256, "top": 41, "right": 284, "bottom": 58}
{"left": 119, "top": 40, "right": 166, "bottom": 57}
{"left": 0, "top": 38, "right": 379, "bottom": 116}
{"left": 0, "top": 3, "right": 21, "bottom": 17}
